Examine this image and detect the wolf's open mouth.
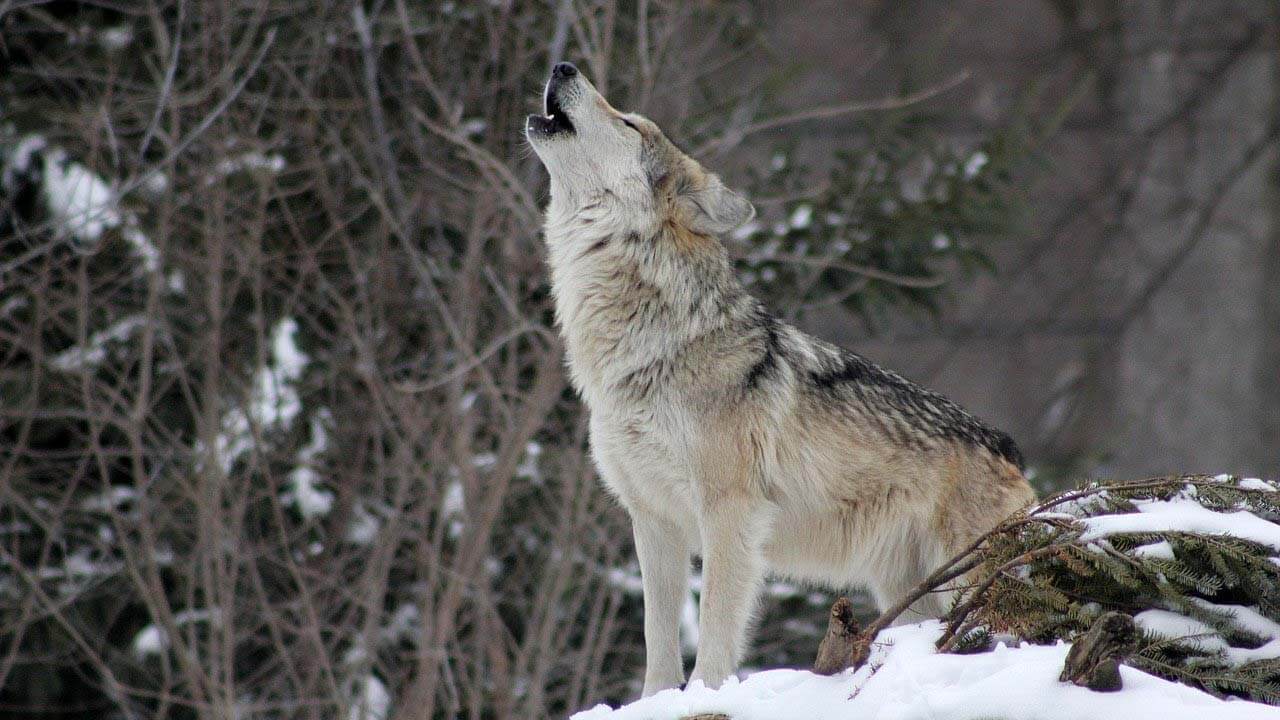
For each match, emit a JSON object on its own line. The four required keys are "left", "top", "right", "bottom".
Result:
{"left": 530, "top": 84, "right": 574, "bottom": 136}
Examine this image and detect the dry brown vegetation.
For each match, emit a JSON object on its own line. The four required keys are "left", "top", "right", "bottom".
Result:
{"left": 0, "top": 2, "right": 1033, "bottom": 718}
{"left": 0, "top": 2, "right": 787, "bottom": 717}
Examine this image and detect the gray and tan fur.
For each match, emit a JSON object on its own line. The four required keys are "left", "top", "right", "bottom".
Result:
{"left": 526, "top": 63, "right": 1035, "bottom": 695}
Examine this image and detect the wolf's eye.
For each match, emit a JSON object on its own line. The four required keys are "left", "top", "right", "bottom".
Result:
{"left": 620, "top": 117, "right": 639, "bottom": 132}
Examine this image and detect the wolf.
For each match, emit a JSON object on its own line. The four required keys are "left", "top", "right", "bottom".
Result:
{"left": 526, "top": 62, "right": 1036, "bottom": 695}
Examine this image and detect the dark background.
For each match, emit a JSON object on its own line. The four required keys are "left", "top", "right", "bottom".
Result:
{"left": 749, "top": 1, "right": 1278, "bottom": 482}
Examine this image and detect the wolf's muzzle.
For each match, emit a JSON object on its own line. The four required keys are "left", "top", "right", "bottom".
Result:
{"left": 527, "top": 61, "right": 578, "bottom": 138}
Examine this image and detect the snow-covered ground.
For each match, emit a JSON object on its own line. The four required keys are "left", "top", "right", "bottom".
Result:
{"left": 573, "top": 620, "right": 1280, "bottom": 720}
{"left": 578, "top": 478, "right": 1280, "bottom": 719}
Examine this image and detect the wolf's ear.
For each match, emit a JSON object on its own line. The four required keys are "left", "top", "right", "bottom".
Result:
{"left": 677, "top": 174, "right": 756, "bottom": 236}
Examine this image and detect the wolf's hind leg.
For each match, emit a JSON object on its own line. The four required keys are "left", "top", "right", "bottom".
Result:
{"left": 873, "top": 537, "right": 953, "bottom": 625}
{"left": 632, "top": 511, "right": 690, "bottom": 696}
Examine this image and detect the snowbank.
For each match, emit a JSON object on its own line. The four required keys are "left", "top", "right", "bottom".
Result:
{"left": 573, "top": 621, "right": 1280, "bottom": 720}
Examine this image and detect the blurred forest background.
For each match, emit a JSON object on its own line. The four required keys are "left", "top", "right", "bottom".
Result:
{"left": 0, "top": 1, "right": 1276, "bottom": 718}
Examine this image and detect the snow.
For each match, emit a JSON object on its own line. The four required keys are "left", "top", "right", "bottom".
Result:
{"left": 1134, "top": 610, "right": 1224, "bottom": 653}
{"left": 1189, "top": 599, "right": 1280, "bottom": 640}
{"left": 581, "top": 478, "right": 1280, "bottom": 719}
{"left": 1228, "top": 640, "right": 1280, "bottom": 666}
{"left": 381, "top": 603, "right": 420, "bottom": 643}
{"left": 1042, "top": 489, "right": 1111, "bottom": 517}
{"left": 213, "top": 151, "right": 286, "bottom": 179}
{"left": 348, "top": 675, "right": 390, "bottom": 720}
{"left": 41, "top": 146, "right": 121, "bottom": 243}
{"left": 287, "top": 466, "right": 333, "bottom": 519}
{"left": 1179, "top": 599, "right": 1280, "bottom": 665}
{"left": 1079, "top": 497, "right": 1280, "bottom": 552}
{"left": 268, "top": 319, "right": 308, "bottom": 389}
{"left": 250, "top": 318, "right": 307, "bottom": 428}
{"left": 35, "top": 547, "right": 121, "bottom": 596}
{"left": 346, "top": 502, "right": 381, "bottom": 545}
{"left": 80, "top": 485, "right": 139, "bottom": 512}
{"left": 58, "top": 549, "right": 119, "bottom": 578}
{"left": 607, "top": 566, "right": 644, "bottom": 594}
{"left": 132, "top": 625, "right": 166, "bottom": 657}
{"left": 1133, "top": 607, "right": 1280, "bottom": 665}
{"left": 2, "top": 134, "right": 161, "bottom": 272}
{"left": 99, "top": 26, "right": 133, "bottom": 50}
{"left": 131, "top": 608, "right": 217, "bottom": 658}
{"left": 788, "top": 204, "right": 813, "bottom": 230}
{"left": 443, "top": 479, "right": 466, "bottom": 538}
{"left": 731, "top": 221, "right": 761, "bottom": 241}
{"left": 144, "top": 171, "right": 169, "bottom": 194}
{"left": 1130, "top": 539, "right": 1175, "bottom": 559}
{"left": 207, "top": 318, "right": 310, "bottom": 473}
{"left": 442, "top": 480, "right": 465, "bottom": 515}
{"left": 515, "top": 441, "right": 543, "bottom": 481}
{"left": 122, "top": 224, "right": 161, "bottom": 273}
{"left": 963, "top": 151, "right": 988, "bottom": 179}
{"left": 285, "top": 412, "right": 334, "bottom": 519}
{"left": 49, "top": 315, "right": 146, "bottom": 371}
{"left": 573, "top": 621, "right": 1280, "bottom": 720}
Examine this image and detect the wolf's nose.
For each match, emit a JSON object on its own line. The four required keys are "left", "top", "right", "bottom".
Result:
{"left": 552, "top": 62, "right": 578, "bottom": 79}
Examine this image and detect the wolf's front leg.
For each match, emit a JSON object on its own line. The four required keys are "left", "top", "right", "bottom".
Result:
{"left": 688, "top": 495, "right": 770, "bottom": 688}
{"left": 632, "top": 511, "right": 690, "bottom": 696}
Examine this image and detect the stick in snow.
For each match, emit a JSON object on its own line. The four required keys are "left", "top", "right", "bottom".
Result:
{"left": 813, "top": 597, "right": 867, "bottom": 675}
{"left": 1059, "top": 611, "right": 1137, "bottom": 692}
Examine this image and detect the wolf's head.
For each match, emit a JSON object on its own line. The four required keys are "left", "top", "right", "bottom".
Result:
{"left": 526, "top": 62, "right": 754, "bottom": 237}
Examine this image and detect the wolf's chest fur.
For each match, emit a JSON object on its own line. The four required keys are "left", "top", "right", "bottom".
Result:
{"left": 547, "top": 208, "right": 758, "bottom": 418}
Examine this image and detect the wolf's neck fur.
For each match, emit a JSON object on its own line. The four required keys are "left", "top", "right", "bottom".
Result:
{"left": 542, "top": 191, "right": 754, "bottom": 402}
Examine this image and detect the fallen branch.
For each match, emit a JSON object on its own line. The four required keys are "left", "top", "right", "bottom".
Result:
{"left": 817, "top": 475, "right": 1280, "bottom": 703}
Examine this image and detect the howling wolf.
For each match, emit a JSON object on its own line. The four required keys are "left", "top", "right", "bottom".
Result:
{"left": 526, "top": 62, "right": 1035, "bottom": 695}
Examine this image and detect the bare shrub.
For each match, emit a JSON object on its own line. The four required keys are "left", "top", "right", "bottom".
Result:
{"left": 0, "top": 2, "right": 1032, "bottom": 718}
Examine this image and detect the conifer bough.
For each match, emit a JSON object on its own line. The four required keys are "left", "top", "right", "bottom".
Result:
{"left": 835, "top": 475, "right": 1280, "bottom": 703}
